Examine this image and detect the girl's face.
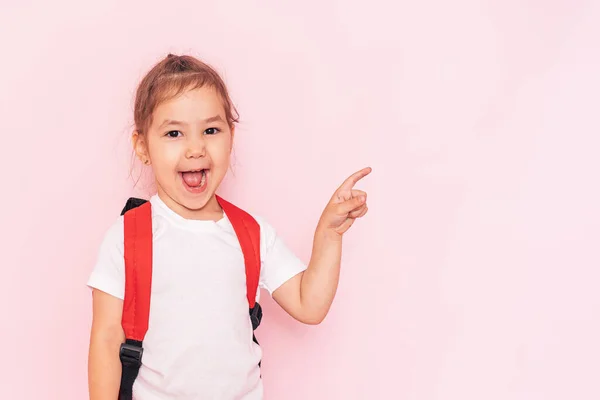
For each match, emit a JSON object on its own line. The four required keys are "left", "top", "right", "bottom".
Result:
{"left": 135, "top": 86, "right": 234, "bottom": 219}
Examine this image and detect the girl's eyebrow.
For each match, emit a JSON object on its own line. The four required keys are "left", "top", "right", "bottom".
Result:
{"left": 159, "top": 119, "right": 187, "bottom": 129}
{"left": 202, "top": 115, "right": 225, "bottom": 124}
{"left": 159, "top": 116, "right": 224, "bottom": 129}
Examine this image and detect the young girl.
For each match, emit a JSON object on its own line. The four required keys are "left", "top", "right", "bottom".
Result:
{"left": 87, "top": 54, "right": 370, "bottom": 400}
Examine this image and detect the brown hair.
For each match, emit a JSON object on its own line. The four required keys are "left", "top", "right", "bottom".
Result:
{"left": 133, "top": 53, "right": 239, "bottom": 135}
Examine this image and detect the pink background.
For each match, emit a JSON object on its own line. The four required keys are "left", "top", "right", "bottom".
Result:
{"left": 1, "top": 1, "right": 599, "bottom": 399}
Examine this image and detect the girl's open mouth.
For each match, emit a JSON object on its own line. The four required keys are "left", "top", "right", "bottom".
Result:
{"left": 180, "top": 169, "right": 208, "bottom": 193}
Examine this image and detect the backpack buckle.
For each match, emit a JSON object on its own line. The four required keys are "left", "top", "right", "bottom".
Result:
{"left": 120, "top": 341, "right": 143, "bottom": 367}
{"left": 249, "top": 303, "right": 263, "bottom": 330}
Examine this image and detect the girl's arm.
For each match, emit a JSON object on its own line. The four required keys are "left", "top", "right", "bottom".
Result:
{"left": 88, "top": 289, "right": 125, "bottom": 399}
{"left": 272, "top": 167, "right": 371, "bottom": 324}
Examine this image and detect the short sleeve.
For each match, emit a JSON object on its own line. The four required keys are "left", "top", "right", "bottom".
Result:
{"left": 255, "top": 216, "right": 307, "bottom": 296}
{"left": 86, "top": 216, "right": 126, "bottom": 300}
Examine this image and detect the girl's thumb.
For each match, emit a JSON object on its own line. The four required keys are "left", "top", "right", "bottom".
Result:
{"left": 339, "top": 195, "right": 365, "bottom": 213}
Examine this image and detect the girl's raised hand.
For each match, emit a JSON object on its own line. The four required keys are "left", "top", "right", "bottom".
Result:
{"left": 317, "top": 167, "right": 372, "bottom": 237}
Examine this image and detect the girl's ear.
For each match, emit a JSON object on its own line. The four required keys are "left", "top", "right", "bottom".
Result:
{"left": 229, "top": 125, "right": 235, "bottom": 152}
{"left": 132, "top": 130, "right": 151, "bottom": 164}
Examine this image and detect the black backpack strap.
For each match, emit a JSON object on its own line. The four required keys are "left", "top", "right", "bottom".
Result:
{"left": 121, "top": 197, "right": 148, "bottom": 216}
{"left": 119, "top": 339, "right": 144, "bottom": 400}
{"left": 250, "top": 304, "right": 263, "bottom": 368}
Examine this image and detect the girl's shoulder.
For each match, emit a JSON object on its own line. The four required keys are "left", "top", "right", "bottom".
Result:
{"left": 87, "top": 215, "right": 126, "bottom": 299}
{"left": 97, "top": 215, "right": 125, "bottom": 253}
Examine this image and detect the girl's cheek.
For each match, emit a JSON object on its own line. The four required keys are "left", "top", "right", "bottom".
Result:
{"left": 153, "top": 141, "right": 181, "bottom": 161}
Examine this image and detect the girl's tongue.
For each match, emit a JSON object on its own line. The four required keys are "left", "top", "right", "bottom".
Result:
{"left": 182, "top": 170, "right": 205, "bottom": 187}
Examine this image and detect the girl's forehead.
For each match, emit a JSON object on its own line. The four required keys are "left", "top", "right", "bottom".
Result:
{"left": 153, "top": 87, "right": 227, "bottom": 121}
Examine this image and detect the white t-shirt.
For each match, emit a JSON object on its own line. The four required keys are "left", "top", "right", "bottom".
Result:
{"left": 87, "top": 194, "right": 307, "bottom": 400}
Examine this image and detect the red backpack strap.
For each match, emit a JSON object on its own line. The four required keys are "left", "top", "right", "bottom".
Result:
{"left": 119, "top": 200, "right": 153, "bottom": 400}
{"left": 122, "top": 201, "right": 153, "bottom": 340}
{"left": 217, "top": 196, "right": 263, "bottom": 371}
{"left": 216, "top": 195, "right": 261, "bottom": 309}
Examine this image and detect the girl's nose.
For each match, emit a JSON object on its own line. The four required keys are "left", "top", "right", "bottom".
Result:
{"left": 185, "top": 137, "right": 206, "bottom": 159}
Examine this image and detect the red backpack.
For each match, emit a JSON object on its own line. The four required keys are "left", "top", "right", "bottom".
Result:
{"left": 117, "top": 196, "right": 263, "bottom": 400}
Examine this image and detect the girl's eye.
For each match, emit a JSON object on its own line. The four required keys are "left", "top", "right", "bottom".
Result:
{"left": 204, "top": 127, "right": 220, "bottom": 135}
{"left": 166, "top": 130, "right": 182, "bottom": 138}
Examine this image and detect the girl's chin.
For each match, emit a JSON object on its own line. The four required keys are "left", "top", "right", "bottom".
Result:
{"left": 167, "top": 192, "right": 218, "bottom": 218}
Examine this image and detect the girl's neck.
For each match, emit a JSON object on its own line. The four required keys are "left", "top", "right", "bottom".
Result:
{"left": 156, "top": 190, "right": 223, "bottom": 222}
